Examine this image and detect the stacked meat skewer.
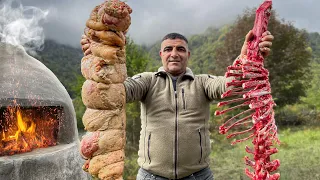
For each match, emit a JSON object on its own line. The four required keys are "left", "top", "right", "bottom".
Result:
{"left": 215, "top": 1, "right": 280, "bottom": 179}
{"left": 79, "top": 1, "right": 132, "bottom": 179}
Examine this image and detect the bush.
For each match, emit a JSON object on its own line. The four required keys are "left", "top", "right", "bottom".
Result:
{"left": 275, "top": 104, "right": 320, "bottom": 126}
{"left": 73, "top": 97, "right": 86, "bottom": 130}
{"left": 124, "top": 153, "right": 139, "bottom": 180}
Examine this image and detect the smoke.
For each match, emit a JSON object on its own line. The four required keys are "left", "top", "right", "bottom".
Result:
{"left": 0, "top": 0, "right": 48, "bottom": 54}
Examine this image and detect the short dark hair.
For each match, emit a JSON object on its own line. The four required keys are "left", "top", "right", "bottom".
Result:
{"left": 161, "top": 33, "right": 188, "bottom": 44}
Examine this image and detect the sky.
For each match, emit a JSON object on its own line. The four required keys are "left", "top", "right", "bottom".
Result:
{"left": 1, "top": 0, "right": 319, "bottom": 48}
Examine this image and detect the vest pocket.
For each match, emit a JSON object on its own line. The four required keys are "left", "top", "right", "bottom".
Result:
{"left": 198, "top": 129, "right": 203, "bottom": 163}
{"left": 148, "top": 132, "right": 151, "bottom": 164}
{"left": 182, "top": 88, "right": 186, "bottom": 110}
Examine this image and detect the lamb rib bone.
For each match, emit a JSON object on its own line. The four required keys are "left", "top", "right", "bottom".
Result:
{"left": 215, "top": 1, "right": 280, "bottom": 179}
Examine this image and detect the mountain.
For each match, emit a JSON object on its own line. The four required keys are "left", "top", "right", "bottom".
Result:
{"left": 27, "top": 30, "right": 320, "bottom": 100}
{"left": 148, "top": 27, "right": 320, "bottom": 75}
{"left": 187, "top": 26, "right": 230, "bottom": 75}
{"left": 30, "top": 39, "right": 83, "bottom": 98}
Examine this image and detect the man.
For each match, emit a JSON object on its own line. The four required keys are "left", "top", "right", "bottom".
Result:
{"left": 124, "top": 30, "right": 273, "bottom": 180}
{"left": 81, "top": 31, "right": 274, "bottom": 180}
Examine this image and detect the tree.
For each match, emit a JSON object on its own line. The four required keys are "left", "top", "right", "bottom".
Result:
{"left": 125, "top": 37, "right": 151, "bottom": 76}
{"left": 32, "top": 40, "right": 83, "bottom": 99}
{"left": 122, "top": 37, "right": 156, "bottom": 179}
{"left": 188, "top": 27, "right": 227, "bottom": 74}
{"left": 71, "top": 75, "right": 86, "bottom": 130}
{"left": 124, "top": 37, "right": 152, "bottom": 154}
{"left": 147, "top": 41, "right": 162, "bottom": 71}
{"left": 308, "top": 32, "right": 320, "bottom": 63}
{"left": 301, "top": 62, "right": 320, "bottom": 108}
{"left": 302, "top": 32, "right": 320, "bottom": 108}
{"left": 214, "top": 8, "right": 312, "bottom": 107}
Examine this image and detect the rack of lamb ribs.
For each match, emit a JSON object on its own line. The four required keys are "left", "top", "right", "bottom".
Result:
{"left": 215, "top": 1, "right": 280, "bottom": 179}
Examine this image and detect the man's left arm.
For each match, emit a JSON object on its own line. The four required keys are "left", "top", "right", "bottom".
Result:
{"left": 202, "top": 75, "right": 233, "bottom": 100}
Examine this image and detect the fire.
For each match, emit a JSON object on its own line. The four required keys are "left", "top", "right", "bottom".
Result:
{"left": 0, "top": 106, "right": 59, "bottom": 156}
{"left": 6, "top": 109, "right": 36, "bottom": 142}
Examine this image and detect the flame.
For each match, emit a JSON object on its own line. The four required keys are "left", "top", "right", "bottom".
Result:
{"left": 0, "top": 106, "right": 59, "bottom": 156}
{"left": 17, "top": 109, "right": 36, "bottom": 134}
{"left": 6, "top": 109, "right": 36, "bottom": 142}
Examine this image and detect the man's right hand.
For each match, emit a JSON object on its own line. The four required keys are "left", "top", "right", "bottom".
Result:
{"left": 80, "top": 34, "right": 92, "bottom": 55}
{"left": 240, "top": 30, "right": 274, "bottom": 58}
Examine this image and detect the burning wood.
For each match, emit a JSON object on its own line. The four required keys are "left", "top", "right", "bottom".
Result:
{"left": 215, "top": 1, "right": 280, "bottom": 179}
{"left": 0, "top": 106, "right": 60, "bottom": 156}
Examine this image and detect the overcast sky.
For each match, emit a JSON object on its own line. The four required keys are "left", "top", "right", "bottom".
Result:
{"left": 2, "top": 0, "right": 320, "bottom": 47}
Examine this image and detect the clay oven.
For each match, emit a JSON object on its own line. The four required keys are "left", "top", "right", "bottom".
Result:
{"left": 0, "top": 43, "right": 89, "bottom": 180}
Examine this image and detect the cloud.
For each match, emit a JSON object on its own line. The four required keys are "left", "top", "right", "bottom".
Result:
{"left": 13, "top": 0, "right": 320, "bottom": 47}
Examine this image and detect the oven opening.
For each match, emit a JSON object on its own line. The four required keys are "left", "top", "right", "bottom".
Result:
{"left": 0, "top": 106, "right": 62, "bottom": 156}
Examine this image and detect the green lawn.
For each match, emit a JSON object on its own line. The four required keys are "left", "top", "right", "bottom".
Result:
{"left": 123, "top": 127, "right": 320, "bottom": 179}
{"left": 210, "top": 127, "right": 320, "bottom": 180}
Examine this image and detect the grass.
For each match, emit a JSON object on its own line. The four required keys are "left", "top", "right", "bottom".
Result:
{"left": 210, "top": 127, "right": 320, "bottom": 180}
{"left": 123, "top": 127, "right": 320, "bottom": 179}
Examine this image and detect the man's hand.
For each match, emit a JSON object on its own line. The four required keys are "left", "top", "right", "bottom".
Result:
{"left": 240, "top": 30, "right": 274, "bottom": 58}
{"left": 80, "top": 34, "right": 92, "bottom": 55}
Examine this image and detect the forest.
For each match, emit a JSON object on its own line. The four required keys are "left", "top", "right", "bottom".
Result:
{"left": 31, "top": 8, "right": 320, "bottom": 180}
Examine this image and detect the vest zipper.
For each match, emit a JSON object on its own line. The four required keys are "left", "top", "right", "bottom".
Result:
{"left": 174, "top": 90, "right": 178, "bottom": 179}
{"left": 198, "top": 129, "right": 203, "bottom": 163}
{"left": 182, "top": 88, "right": 186, "bottom": 110}
{"left": 204, "top": 119, "right": 206, "bottom": 148}
{"left": 142, "top": 111, "right": 148, "bottom": 167}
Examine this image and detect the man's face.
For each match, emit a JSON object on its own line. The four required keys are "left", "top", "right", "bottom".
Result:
{"left": 159, "top": 38, "right": 190, "bottom": 76}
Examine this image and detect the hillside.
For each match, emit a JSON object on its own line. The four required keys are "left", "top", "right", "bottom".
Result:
{"left": 30, "top": 40, "right": 83, "bottom": 98}
{"left": 25, "top": 30, "right": 320, "bottom": 101}
{"left": 148, "top": 28, "right": 320, "bottom": 75}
